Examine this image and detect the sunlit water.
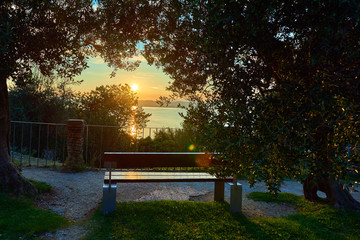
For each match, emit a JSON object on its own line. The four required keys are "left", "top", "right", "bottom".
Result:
{"left": 142, "top": 107, "right": 187, "bottom": 128}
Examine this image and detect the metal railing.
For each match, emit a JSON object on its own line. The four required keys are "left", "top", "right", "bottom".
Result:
{"left": 10, "top": 121, "right": 182, "bottom": 168}
{"left": 10, "top": 121, "right": 67, "bottom": 167}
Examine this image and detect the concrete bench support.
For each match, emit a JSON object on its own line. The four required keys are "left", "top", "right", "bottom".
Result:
{"left": 229, "top": 183, "right": 242, "bottom": 214}
{"left": 214, "top": 181, "right": 225, "bottom": 201}
{"left": 102, "top": 184, "right": 117, "bottom": 214}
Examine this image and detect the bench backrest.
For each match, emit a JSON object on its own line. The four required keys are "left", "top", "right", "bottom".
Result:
{"left": 103, "top": 152, "right": 215, "bottom": 168}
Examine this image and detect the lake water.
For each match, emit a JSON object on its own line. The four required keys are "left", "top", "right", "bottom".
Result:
{"left": 142, "top": 107, "right": 186, "bottom": 128}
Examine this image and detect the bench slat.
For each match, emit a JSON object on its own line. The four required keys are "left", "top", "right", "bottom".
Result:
{"left": 104, "top": 152, "right": 215, "bottom": 168}
{"left": 104, "top": 171, "right": 233, "bottom": 183}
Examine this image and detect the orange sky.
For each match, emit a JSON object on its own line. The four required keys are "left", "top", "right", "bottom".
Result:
{"left": 73, "top": 56, "right": 172, "bottom": 100}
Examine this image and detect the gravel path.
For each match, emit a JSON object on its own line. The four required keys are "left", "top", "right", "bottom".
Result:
{"left": 22, "top": 167, "right": 360, "bottom": 240}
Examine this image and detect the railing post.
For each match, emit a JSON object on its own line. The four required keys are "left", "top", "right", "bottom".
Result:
{"left": 85, "top": 125, "right": 88, "bottom": 165}
{"left": 20, "top": 122, "right": 24, "bottom": 166}
{"left": 29, "top": 123, "right": 32, "bottom": 166}
{"left": 46, "top": 124, "right": 49, "bottom": 166}
{"left": 37, "top": 124, "right": 41, "bottom": 167}
{"left": 11, "top": 122, "right": 16, "bottom": 162}
{"left": 54, "top": 125, "right": 57, "bottom": 167}
{"left": 62, "top": 126, "right": 66, "bottom": 166}
{"left": 100, "top": 126, "right": 103, "bottom": 168}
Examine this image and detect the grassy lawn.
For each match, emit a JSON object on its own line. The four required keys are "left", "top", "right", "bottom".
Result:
{"left": 0, "top": 181, "right": 67, "bottom": 240}
{"left": 85, "top": 193, "right": 360, "bottom": 240}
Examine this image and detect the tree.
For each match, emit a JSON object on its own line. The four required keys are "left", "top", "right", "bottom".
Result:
{"left": 77, "top": 84, "right": 150, "bottom": 128}
{"left": 9, "top": 71, "right": 81, "bottom": 123}
{"left": 0, "top": 0, "right": 98, "bottom": 194}
{"left": 0, "top": 1, "right": 141, "bottom": 195}
{"left": 99, "top": 1, "right": 360, "bottom": 210}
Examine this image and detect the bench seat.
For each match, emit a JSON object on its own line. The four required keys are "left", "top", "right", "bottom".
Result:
{"left": 104, "top": 171, "right": 233, "bottom": 183}
{"left": 102, "top": 152, "right": 242, "bottom": 214}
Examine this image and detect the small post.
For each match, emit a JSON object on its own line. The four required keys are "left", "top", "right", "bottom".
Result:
{"left": 230, "top": 175, "right": 242, "bottom": 214}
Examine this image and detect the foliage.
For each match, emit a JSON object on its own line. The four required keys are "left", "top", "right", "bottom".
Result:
{"left": 136, "top": 126, "right": 198, "bottom": 152}
{"left": 0, "top": 0, "right": 97, "bottom": 195}
{"left": 0, "top": 0, "right": 98, "bottom": 81}
{"left": 0, "top": 0, "right": 149, "bottom": 195}
{"left": 97, "top": 1, "right": 360, "bottom": 204}
{"left": 0, "top": 193, "right": 67, "bottom": 239}
{"left": 9, "top": 72, "right": 80, "bottom": 123}
{"left": 73, "top": 84, "right": 150, "bottom": 167}
{"left": 9, "top": 81, "right": 152, "bottom": 168}
{"left": 84, "top": 196, "right": 360, "bottom": 240}
{"left": 77, "top": 84, "right": 150, "bottom": 128}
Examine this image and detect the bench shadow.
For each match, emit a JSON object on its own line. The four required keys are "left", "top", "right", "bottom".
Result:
{"left": 88, "top": 200, "right": 273, "bottom": 239}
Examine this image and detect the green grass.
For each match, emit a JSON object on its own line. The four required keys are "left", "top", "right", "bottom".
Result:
{"left": 247, "top": 192, "right": 301, "bottom": 204}
{"left": 28, "top": 179, "right": 52, "bottom": 193}
{"left": 248, "top": 192, "right": 360, "bottom": 240}
{"left": 0, "top": 180, "right": 67, "bottom": 240}
{"left": 85, "top": 201, "right": 266, "bottom": 240}
{"left": 85, "top": 193, "right": 360, "bottom": 240}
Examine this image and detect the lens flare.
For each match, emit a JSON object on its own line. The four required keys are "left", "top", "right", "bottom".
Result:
{"left": 188, "top": 144, "right": 195, "bottom": 151}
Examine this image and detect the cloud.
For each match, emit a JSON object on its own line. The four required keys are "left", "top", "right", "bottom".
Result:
{"left": 129, "top": 55, "right": 147, "bottom": 62}
{"left": 90, "top": 57, "right": 105, "bottom": 64}
{"left": 90, "top": 55, "right": 147, "bottom": 64}
{"left": 133, "top": 75, "right": 145, "bottom": 79}
{"left": 129, "top": 55, "right": 146, "bottom": 62}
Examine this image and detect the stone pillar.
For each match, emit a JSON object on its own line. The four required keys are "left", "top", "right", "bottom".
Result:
{"left": 66, "top": 119, "right": 85, "bottom": 170}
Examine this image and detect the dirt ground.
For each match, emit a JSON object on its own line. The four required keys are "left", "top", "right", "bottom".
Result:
{"left": 22, "top": 167, "right": 360, "bottom": 240}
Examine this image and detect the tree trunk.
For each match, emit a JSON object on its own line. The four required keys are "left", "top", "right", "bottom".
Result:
{"left": 0, "top": 77, "right": 37, "bottom": 195}
{"left": 303, "top": 174, "right": 360, "bottom": 211}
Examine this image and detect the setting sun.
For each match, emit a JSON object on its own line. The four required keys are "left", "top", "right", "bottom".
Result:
{"left": 131, "top": 83, "right": 138, "bottom": 91}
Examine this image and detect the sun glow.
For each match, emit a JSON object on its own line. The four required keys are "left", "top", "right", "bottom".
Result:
{"left": 131, "top": 84, "right": 138, "bottom": 91}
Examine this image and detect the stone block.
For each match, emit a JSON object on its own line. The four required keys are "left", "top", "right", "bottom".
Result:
{"left": 229, "top": 183, "right": 242, "bottom": 214}
{"left": 102, "top": 184, "right": 117, "bottom": 214}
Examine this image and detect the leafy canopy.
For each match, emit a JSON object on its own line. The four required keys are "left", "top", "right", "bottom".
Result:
{"left": 98, "top": 1, "right": 360, "bottom": 193}
{"left": 77, "top": 84, "right": 150, "bottom": 128}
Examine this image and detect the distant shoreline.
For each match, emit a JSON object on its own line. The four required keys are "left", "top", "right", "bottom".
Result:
{"left": 138, "top": 100, "right": 189, "bottom": 108}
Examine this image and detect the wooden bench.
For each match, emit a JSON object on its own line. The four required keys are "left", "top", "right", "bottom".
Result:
{"left": 102, "top": 152, "right": 237, "bottom": 213}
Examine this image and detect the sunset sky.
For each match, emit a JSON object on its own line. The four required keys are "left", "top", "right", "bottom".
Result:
{"left": 73, "top": 56, "right": 173, "bottom": 100}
